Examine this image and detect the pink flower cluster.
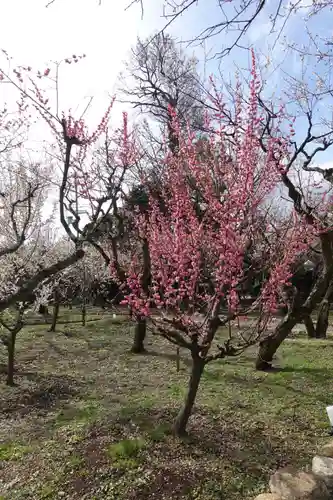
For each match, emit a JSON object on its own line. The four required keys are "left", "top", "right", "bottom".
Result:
{"left": 119, "top": 52, "right": 318, "bottom": 322}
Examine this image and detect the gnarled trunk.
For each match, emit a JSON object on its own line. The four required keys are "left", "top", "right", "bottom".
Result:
{"left": 304, "top": 315, "right": 316, "bottom": 338}
{"left": 173, "top": 355, "right": 205, "bottom": 436}
{"left": 131, "top": 317, "right": 147, "bottom": 353}
{"left": 256, "top": 234, "right": 333, "bottom": 369}
{"left": 255, "top": 314, "right": 299, "bottom": 370}
{"left": 38, "top": 304, "right": 49, "bottom": 316}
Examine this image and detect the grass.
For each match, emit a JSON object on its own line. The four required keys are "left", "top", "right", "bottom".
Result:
{"left": 0, "top": 442, "right": 32, "bottom": 461}
{"left": 106, "top": 437, "right": 146, "bottom": 459}
{"left": 0, "top": 310, "right": 333, "bottom": 499}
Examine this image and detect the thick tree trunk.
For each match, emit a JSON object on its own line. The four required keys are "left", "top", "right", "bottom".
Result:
{"left": 315, "top": 300, "right": 329, "bottom": 339}
{"left": 173, "top": 355, "right": 205, "bottom": 436}
{"left": 255, "top": 314, "right": 299, "bottom": 370}
{"left": 304, "top": 315, "right": 316, "bottom": 338}
{"left": 7, "top": 332, "right": 17, "bottom": 386}
{"left": 49, "top": 302, "right": 60, "bottom": 332}
{"left": 131, "top": 236, "right": 151, "bottom": 354}
{"left": 255, "top": 232, "right": 333, "bottom": 367}
{"left": 131, "top": 317, "right": 147, "bottom": 353}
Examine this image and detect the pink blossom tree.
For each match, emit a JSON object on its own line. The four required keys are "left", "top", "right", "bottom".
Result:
{"left": 118, "top": 55, "right": 317, "bottom": 435}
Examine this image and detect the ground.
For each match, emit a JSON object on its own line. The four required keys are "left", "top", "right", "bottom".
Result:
{"left": 0, "top": 309, "right": 332, "bottom": 499}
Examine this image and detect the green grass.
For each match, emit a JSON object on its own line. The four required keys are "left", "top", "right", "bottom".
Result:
{"left": 147, "top": 423, "right": 171, "bottom": 442}
{"left": 107, "top": 437, "right": 146, "bottom": 459}
{"left": 1, "top": 312, "right": 333, "bottom": 499}
{"left": 55, "top": 401, "right": 100, "bottom": 427}
{"left": 0, "top": 442, "right": 32, "bottom": 461}
{"left": 65, "top": 453, "right": 85, "bottom": 470}
{"left": 106, "top": 437, "right": 146, "bottom": 469}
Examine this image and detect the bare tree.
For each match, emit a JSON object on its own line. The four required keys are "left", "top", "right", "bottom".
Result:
{"left": 128, "top": 1, "right": 333, "bottom": 61}
{"left": 119, "top": 31, "right": 206, "bottom": 152}
{"left": 127, "top": 0, "right": 316, "bottom": 58}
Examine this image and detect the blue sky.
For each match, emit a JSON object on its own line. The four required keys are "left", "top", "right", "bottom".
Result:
{"left": 1, "top": 0, "right": 332, "bottom": 225}
{"left": 158, "top": 0, "right": 333, "bottom": 167}
{"left": 1, "top": 0, "right": 331, "bottom": 155}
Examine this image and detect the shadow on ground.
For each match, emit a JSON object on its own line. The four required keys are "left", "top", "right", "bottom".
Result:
{"left": 142, "top": 349, "right": 192, "bottom": 368}
{"left": 0, "top": 372, "right": 82, "bottom": 417}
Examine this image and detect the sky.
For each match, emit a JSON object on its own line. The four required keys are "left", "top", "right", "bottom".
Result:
{"left": 1, "top": 0, "right": 327, "bottom": 125}
{"left": 1, "top": 0, "right": 333, "bottom": 230}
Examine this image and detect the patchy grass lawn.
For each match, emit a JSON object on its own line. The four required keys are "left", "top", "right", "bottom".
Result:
{"left": 0, "top": 312, "right": 332, "bottom": 499}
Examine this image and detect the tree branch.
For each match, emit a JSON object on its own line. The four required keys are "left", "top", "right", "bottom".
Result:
{"left": 0, "top": 249, "right": 84, "bottom": 312}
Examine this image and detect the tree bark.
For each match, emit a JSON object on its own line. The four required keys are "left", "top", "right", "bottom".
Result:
{"left": 131, "top": 317, "right": 147, "bottom": 353}
{"left": 38, "top": 304, "right": 48, "bottom": 315}
{"left": 255, "top": 314, "right": 299, "bottom": 370}
{"left": 173, "top": 355, "right": 205, "bottom": 436}
{"left": 314, "top": 279, "right": 333, "bottom": 339}
{"left": 315, "top": 300, "right": 329, "bottom": 339}
{"left": 7, "top": 331, "right": 17, "bottom": 386}
{"left": 49, "top": 302, "right": 60, "bottom": 332}
{"left": 304, "top": 315, "right": 316, "bottom": 338}
{"left": 131, "top": 236, "right": 151, "bottom": 354}
{"left": 256, "top": 233, "right": 333, "bottom": 370}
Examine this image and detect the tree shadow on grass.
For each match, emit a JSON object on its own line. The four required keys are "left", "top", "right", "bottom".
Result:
{"left": 0, "top": 372, "right": 82, "bottom": 417}
{"left": 143, "top": 349, "right": 192, "bottom": 368}
{"left": 279, "top": 365, "right": 332, "bottom": 380}
{"left": 187, "top": 418, "right": 294, "bottom": 478}
{"left": 107, "top": 403, "right": 292, "bottom": 488}
{"left": 76, "top": 393, "right": 320, "bottom": 500}
{"left": 223, "top": 371, "right": 330, "bottom": 405}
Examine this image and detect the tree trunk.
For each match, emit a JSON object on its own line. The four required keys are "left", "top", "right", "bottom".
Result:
{"left": 131, "top": 317, "right": 147, "bottom": 353}
{"left": 131, "top": 236, "right": 151, "bottom": 354}
{"left": 49, "top": 302, "right": 60, "bottom": 332}
{"left": 315, "top": 300, "right": 329, "bottom": 339}
{"left": 82, "top": 303, "right": 86, "bottom": 327}
{"left": 255, "top": 314, "right": 299, "bottom": 370}
{"left": 173, "top": 355, "right": 205, "bottom": 436}
{"left": 7, "top": 331, "right": 17, "bottom": 386}
{"left": 304, "top": 315, "right": 316, "bottom": 338}
{"left": 255, "top": 233, "right": 333, "bottom": 367}
{"left": 38, "top": 304, "right": 49, "bottom": 316}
